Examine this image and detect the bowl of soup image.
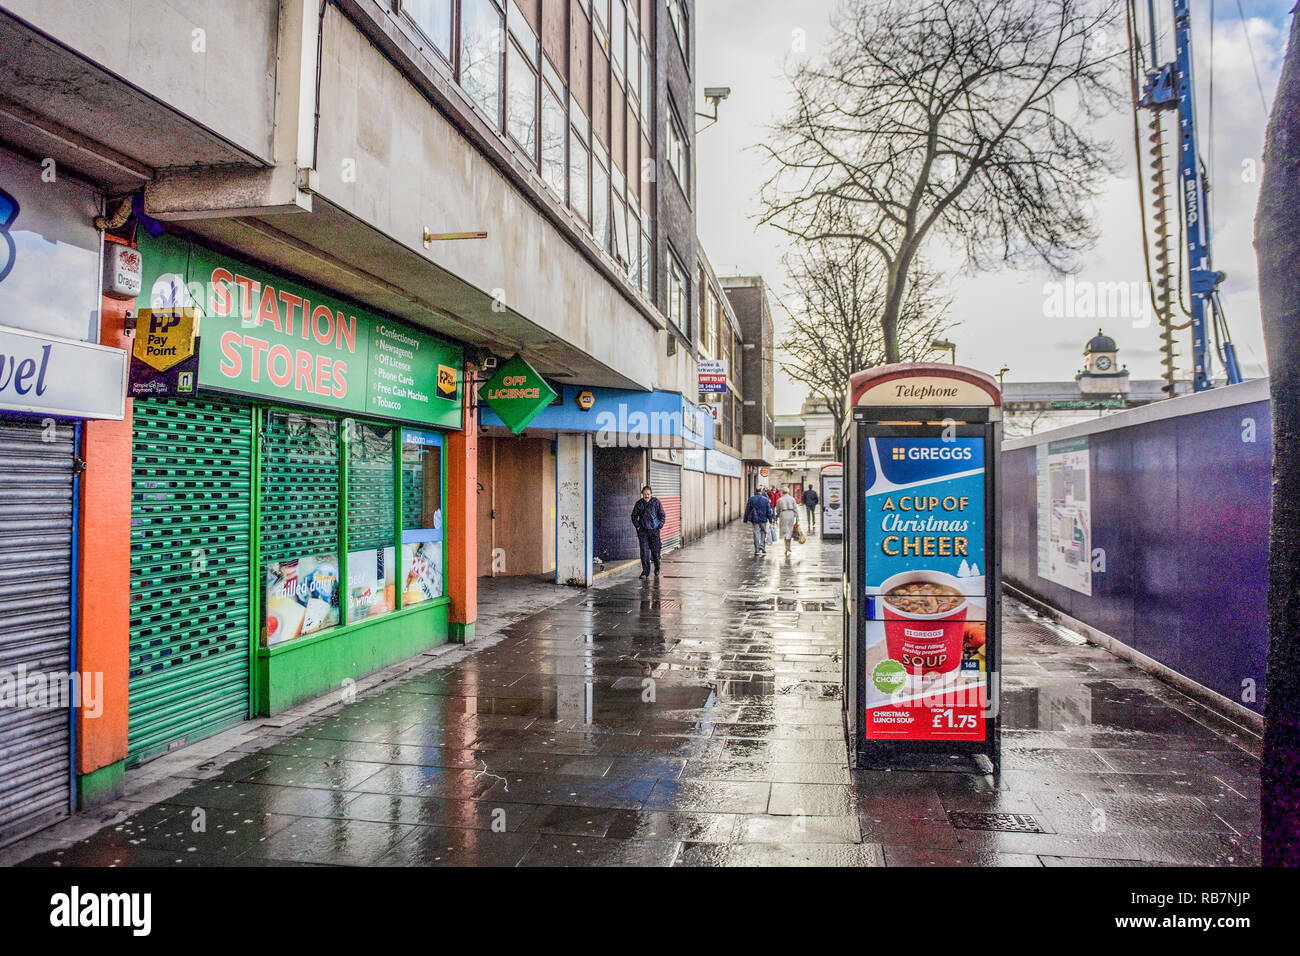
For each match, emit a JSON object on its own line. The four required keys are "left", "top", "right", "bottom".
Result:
{"left": 879, "top": 570, "right": 970, "bottom": 678}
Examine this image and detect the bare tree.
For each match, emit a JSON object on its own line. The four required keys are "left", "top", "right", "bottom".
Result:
{"left": 1256, "top": 5, "right": 1300, "bottom": 869}
{"left": 759, "top": 0, "right": 1124, "bottom": 362}
{"left": 777, "top": 237, "right": 951, "bottom": 441}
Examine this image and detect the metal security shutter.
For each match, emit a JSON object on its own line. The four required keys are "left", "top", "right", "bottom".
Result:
{"left": 0, "top": 418, "right": 74, "bottom": 845}
{"left": 649, "top": 458, "right": 682, "bottom": 553}
{"left": 260, "top": 413, "right": 339, "bottom": 564}
{"left": 129, "top": 399, "right": 253, "bottom": 766}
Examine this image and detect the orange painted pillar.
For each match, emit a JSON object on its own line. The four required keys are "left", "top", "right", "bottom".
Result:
{"left": 76, "top": 294, "right": 133, "bottom": 805}
{"left": 446, "top": 363, "right": 478, "bottom": 641}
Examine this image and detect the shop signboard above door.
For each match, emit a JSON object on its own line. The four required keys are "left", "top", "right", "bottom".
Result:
{"left": 479, "top": 353, "right": 557, "bottom": 434}
{"left": 134, "top": 232, "right": 463, "bottom": 429}
{"left": 0, "top": 324, "right": 127, "bottom": 419}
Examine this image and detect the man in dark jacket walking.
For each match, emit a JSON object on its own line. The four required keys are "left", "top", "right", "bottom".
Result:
{"left": 631, "top": 485, "right": 666, "bottom": 577}
{"left": 802, "top": 486, "right": 820, "bottom": 532}
{"left": 743, "top": 488, "right": 774, "bottom": 556}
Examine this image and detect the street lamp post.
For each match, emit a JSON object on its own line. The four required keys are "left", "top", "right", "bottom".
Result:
{"left": 930, "top": 338, "right": 957, "bottom": 365}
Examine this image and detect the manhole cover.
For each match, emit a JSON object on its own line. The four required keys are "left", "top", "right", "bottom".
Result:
{"left": 949, "top": 811, "right": 1045, "bottom": 833}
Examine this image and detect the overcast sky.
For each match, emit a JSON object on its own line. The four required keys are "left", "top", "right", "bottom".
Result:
{"left": 695, "top": 0, "right": 1291, "bottom": 414}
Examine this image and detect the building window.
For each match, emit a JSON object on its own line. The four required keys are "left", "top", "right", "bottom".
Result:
{"left": 628, "top": 198, "right": 641, "bottom": 285}
{"left": 592, "top": 148, "right": 611, "bottom": 254}
{"left": 820, "top": 436, "right": 835, "bottom": 455}
{"left": 570, "top": 111, "right": 590, "bottom": 222}
{"left": 460, "top": 0, "right": 503, "bottom": 129}
{"left": 667, "top": 0, "right": 688, "bottom": 64}
{"left": 667, "top": 250, "right": 688, "bottom": 335}
{"left": 507, "top": 41, "right": 538, "bottom": 158}
{"left": 541, "top": 81, "right": 567, "bottom": 198}
{"left": 666, "top": 104, "right": 689, "bottom": 197}
{"left": 640, "top": 39, "right": 652, "bottom": 126}
{"left": 610, "top": 0, "right": 626, "bottom": 79}
{"left": 640, "top": 223, "right": 652, "bottom": 296}
{"left": 402, "top": 0, "right": 453, "bottom": 61}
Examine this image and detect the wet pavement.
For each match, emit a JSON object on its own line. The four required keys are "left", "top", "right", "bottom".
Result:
{"left": 9, "top": 526, "right": 1261, "bottom": 866}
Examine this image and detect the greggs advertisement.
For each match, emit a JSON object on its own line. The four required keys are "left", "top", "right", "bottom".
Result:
{"left": 861, "top": 436, "right": 988, "bottom": 741}
{"left": 134, "top": 231, "right": 463, "bottom": 429}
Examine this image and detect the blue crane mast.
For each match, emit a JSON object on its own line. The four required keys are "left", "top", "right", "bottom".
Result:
{"left": 1137, "top": 0, "right": 1243, "bottom": 392}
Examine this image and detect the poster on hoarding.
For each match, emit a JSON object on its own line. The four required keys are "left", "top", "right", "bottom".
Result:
{"left": 860, "top": 436, "right": 987, "bottom": 741}
{"left": 1036, "top": 436, "right": 1091, "bottom": 595}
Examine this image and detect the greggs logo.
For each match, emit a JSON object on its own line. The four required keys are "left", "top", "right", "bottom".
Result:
{"left": 486, "top": 374, "right": 540, "bottom": 400}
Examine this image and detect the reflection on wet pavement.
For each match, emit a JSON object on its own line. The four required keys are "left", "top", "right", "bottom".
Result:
{"left": 18, "top": 527, "right": 1260, "bottom": 867}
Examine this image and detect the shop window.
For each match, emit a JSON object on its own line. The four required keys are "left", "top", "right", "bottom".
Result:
{"left": 403, "top": 0, "right": 453, "bottom": 61}
{"left": 346, "top": 421, "right": 396, "bottom": 622}
{"left": 401, "top": 431, "right": 445, "bottom": 605}
{"left": 460, "top": 0, "right": 503, "bottom": 129}
{"left": 262, "top": 412, "right": 341, "bottom": 646}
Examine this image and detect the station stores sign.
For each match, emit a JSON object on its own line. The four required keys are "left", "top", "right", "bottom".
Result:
{"left": 134, "top": 231, "right": 463, "bottom": 429}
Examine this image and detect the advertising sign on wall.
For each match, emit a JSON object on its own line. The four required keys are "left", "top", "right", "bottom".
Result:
{"left": 129, "top": 308, "right": 200, "bottom": 398}
{"left": 1036, "top": 436, "right": 1091, "bottom": 595}
{"left": 821, "top": 470, "right": 845, "bottom": 537}
{"left": 0, "top": 324, "right": 127, "bottom": 420}
{"left": 479, "top": 353, "right": 558, "bottom": 434}
{"left": 135, "top": 232, "right": 463, "bottom": 428}
{"left": 698, "top": 359, "right": 727, "bottom": 394}
{"left": 860, "top": 437, "right": 988, "bottom": 742}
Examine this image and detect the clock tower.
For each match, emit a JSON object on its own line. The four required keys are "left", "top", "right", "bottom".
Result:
{"left": 1076, "top": 329, "right": 1130, "bottom": 396}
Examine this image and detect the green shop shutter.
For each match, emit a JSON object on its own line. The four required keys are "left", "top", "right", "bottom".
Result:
{"left": 129, "top": 399, "right": 253, "bottom": 766}
{"left": 0, "top": 418, "right": 75, "bottom": 846}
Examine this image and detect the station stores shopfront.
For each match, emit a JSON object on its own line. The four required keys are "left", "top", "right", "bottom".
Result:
{"left": 124, "top": 231, "right": 466, "bottom": 765}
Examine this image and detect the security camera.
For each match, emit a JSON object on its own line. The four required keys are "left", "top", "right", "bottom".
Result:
{"left": 704, "top": 87, "right": 731, "bottom": 102}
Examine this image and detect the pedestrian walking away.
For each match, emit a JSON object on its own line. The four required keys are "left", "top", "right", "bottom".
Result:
{"left": 775, "top": 487, "right": 799, "bottom": 555}
{"left": 802, "top": 486, "right": 819, "bottom": 532}
{"left": 631, "top": 485, "right": 666, "bottom": 576}
{"left": 743, "top": 487, "right": 774, "bottom": 555}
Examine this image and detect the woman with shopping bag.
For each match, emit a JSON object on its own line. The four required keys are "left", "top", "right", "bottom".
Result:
{"left": 775, "top": 487, "right": 800, "bottom": 555}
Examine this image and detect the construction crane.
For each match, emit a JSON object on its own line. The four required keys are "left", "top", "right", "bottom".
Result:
{"left": 1130, "top": 0, "right": 1244, "bottom": 393}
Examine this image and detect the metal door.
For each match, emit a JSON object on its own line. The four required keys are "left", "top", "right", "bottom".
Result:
{"left": 0, "top": 418, "right": 75, "bottom": 844}
{"left": 648, "top": 457, "right": 682, "bottom": 552}
{"left": 129, "top": 399, "right": 253, "bottom": 765}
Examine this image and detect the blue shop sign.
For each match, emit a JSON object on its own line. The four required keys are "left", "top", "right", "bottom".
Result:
{"left": 480, "top": 386, "right": 715, "bottom": 450}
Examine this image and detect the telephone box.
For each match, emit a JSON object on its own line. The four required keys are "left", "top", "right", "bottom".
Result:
{"left": 843, "top": 364, "right": 1002, "bottom": 771}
